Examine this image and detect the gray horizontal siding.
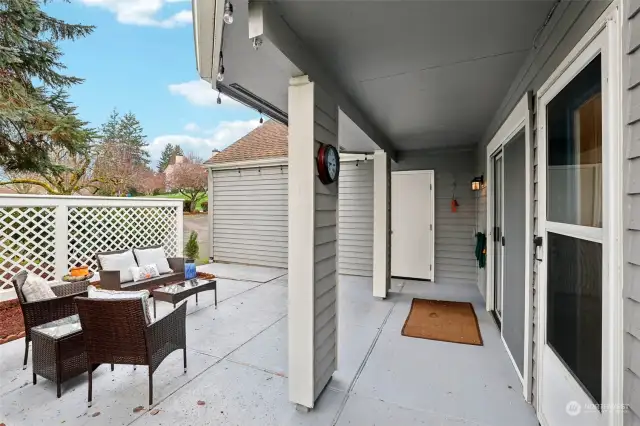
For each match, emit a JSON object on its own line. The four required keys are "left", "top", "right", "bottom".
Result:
{"left": 212, "top": 166, "right": 288, "bottom": 269}
{"left": 313, "top": 86, "right": 338, "bottom": 399}
{"left": 626, "top": 0, "right": 640, "bottom": 422}
{"left": 394, "top": 149, "right": 477, "bottom": 284}
{"left": 339, "top": 160, "right": 374, "bottom": 277}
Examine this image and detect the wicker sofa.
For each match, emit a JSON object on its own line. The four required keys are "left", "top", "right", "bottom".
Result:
{"left": 96, "top": 246, "right": 185, "bottom": 292}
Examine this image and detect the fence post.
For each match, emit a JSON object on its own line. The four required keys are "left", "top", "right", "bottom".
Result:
{"left": 54, "top": 205, "right": 69, "bottom": 279}
{"left": 176, "top": 206, "right": 184, "bottom": 257}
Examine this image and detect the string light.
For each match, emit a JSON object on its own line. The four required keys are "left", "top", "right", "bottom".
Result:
{"left": 259, "top": 110, "right": 264, "bottom": 124}
{"left": 216, "top": 92, "right": 222, "bottom": 105}
{"left": 223, "top": 1, "right": 234, "bottom": 24}
{"left": 216, "top": 64, "right": 225, "bottom": 82}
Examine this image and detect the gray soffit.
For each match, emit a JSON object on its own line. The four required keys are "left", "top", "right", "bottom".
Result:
{"left": 218, "top": 0, "right": 556, "bottom": 152}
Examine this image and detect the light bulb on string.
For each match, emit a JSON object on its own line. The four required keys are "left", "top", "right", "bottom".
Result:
{"left": 223, "top": 1, "right": 234, "bottom": 24}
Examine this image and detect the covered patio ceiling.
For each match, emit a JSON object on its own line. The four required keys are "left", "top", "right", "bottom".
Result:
{"left": 199, "top": 0, "right": 557, "bottom": 153}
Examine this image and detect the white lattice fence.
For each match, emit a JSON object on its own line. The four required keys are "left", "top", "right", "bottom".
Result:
{"left": 0, "top": 195, "right": 183, "bottom": 300}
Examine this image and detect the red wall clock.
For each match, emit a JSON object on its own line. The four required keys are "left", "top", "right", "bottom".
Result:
{"left": 317, "top": 144, "right": 340, "bottom": 185}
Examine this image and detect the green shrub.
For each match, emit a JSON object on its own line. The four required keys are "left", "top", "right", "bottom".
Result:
{"left": 184, "top": 231, "right": 199, "bottom": 261}
{"left": 183, "top": 200, "right": 191, "bottom": 212}
{"left": 201, "top": 201, "right": 208, "bottom": 212}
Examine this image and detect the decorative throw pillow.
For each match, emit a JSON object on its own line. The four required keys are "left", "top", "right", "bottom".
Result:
{"left": 21, "top": 273, "right": 57, "bottom": 302}
{"left": 97, "top": 250, "right": 138, "bottom": 283}
{"left": 130, "top": 264, "right": 160, "bottom": 282}
{"left": 87, "top": 285, "right": 151, "bottom": 324}
{"left": 134, "top": 247, "right": 172, "bottom": 275}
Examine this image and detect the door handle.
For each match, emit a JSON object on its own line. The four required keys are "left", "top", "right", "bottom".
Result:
{"left": 534, "top": 235, "right": 543, "bottom": 261}
{"left": 533, "top": 236, "right": 543, "bottom": 247}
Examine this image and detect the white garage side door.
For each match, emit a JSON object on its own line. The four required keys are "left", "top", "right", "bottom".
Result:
{"left": 338, "top": 160, "right": 374, "bottom": 276}
{"left": 212, "top": 165, "right": 288, "bottom": 268}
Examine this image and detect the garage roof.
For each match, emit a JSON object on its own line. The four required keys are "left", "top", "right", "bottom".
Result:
{"left": 206, "top": 120, "right": 288, "bottom": 164}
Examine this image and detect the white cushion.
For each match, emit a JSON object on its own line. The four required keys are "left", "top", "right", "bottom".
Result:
{"left": 134, "top": 247, "right": 172, "bottom": 275}
{"left": 130, "top": 264, "right": 160, "bottom": 282}
{"left": 21, "top": 273, "right": 56, "bottom": 302}
{"left": 87, "top": 285, "right": 151, "bottom": 324}
{"left": 98, "top": 250, "right": 137, "bottom": 283}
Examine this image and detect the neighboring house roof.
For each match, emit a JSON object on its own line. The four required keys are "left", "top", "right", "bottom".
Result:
{"left": 206, "top": 120, "right": 288, "bottom": 164}
{"left": 0, "top": 187, "right": 15, "bottom": 194}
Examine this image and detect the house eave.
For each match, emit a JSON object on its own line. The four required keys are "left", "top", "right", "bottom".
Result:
{"left": 193, "top": 0, "right": 224, "bottom": 83}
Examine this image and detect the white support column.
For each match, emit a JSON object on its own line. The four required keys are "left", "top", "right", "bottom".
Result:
{"left": 207, "top": 168, "right": 214, "bottom": 262}
{"left": 176, "top": 204, "right": 184, "bottom": 257}
{"left": 373, "top": 150, "right": 390, "bottom": 298}
{"left": 288, "top": 75, "right": 339, "bottom": 410}
{"left": 54, "top": 205, "right": 68, "bottom": 279}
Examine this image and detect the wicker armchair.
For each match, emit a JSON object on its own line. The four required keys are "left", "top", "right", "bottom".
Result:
{"left": 74, "top": 297, "right": 187, "bottom": 408}
{"left": 12, "top": 271, "right": 89, "bottom": 369}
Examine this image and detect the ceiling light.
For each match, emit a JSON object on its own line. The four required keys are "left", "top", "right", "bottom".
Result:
{"left": 223, "top": 1, "right": 234, "bottom": 24}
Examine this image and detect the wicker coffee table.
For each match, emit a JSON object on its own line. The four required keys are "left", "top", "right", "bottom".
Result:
{"left": 152, "top": 278, "right": 217, "bottom": 319}
{"left": 31, "top": 314, "right": 89, "bottom": 397}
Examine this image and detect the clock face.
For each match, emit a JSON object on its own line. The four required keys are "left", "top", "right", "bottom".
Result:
{"left": 317, "top": 144, "right": 340, "bottom": 185}
{"left": 326, "top": 147, "right": 338, "bottom": 180}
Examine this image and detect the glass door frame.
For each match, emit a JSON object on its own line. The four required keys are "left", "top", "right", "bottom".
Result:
{"left": 535, "top": 5, "right": 622, "bottom": 425}
{"left": 485, "top": 92, "right": 535, "bottom": 402}
{"left": 492, "top": 151, "right": 504, "bottom": 323}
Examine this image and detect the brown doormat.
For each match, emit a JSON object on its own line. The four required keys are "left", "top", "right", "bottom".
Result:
{"left": 401, "top": 298, "right": 483, "bottom": 346}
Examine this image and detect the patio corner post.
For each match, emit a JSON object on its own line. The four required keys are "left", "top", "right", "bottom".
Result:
{"left": 207, "top": 167, "right": 214, "bottom": 262}
{"left": 287, "top": 75, "right": 339, "bottom": 411}
{"left": 54, "top": 205, "right": 69, "bottom": 280}
{"left": 373, "top": 150, "right": 391, "bottom": 298}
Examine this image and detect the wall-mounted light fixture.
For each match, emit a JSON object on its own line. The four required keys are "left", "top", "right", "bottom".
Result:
{"left": 471, "top": 175, "right": 484, "bottom": 191}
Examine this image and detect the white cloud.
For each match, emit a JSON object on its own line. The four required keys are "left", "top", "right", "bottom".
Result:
{"left": 184, "top": 122, "right": 200, "bottom": 132}
{"left": 168, "top": 79, "right": 241, "bottom": 107}
{"left": 147, "top": 120, "right": 261, "bottom": 165}
{"left": 79, "top": 0, "right": 192, "bottom": 28}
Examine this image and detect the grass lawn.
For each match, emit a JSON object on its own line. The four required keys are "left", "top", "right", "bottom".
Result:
{"left": 143, "top": 193, "right": 208, "bottom": 211}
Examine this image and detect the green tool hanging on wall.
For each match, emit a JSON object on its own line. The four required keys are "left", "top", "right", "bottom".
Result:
{"left": 475, "top": 232, "right": 487, "bottom": 269}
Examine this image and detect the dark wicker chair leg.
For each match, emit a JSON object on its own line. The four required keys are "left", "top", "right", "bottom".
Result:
{"left": 23, "top": 340, "right": 29, "bottom": 370}
{"left": 111, "top": 364, "right": 114, "bottom": 372}
{"left": 33, "top": 373, "right": 36, "bottom": 385}
{"left": 148, "top": 370, "right": 153, "bottom": 408}
{"left": 88, "top": 365, "right": 93, "bottom": 408}
{"left": 183, "top": 348, "right": 187, "bottom": 373}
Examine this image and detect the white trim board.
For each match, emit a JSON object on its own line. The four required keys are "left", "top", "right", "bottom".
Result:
{"left": 484, "top": 92, "right": 534, "bottom": 403}
{"left": 534, "top": 4, "right": 623, "bottom": 425}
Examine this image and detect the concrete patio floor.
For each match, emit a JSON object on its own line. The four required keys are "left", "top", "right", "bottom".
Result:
{"left": 0, "top": 263, "right": 538, "bottom": 426}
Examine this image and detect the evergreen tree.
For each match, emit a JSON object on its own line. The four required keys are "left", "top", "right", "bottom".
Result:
{"left": 173, "top": 145, "right": 184, "bottom": 157}
{"left": 158, "top": 143, "right": 175, "bottom": 172}
{"left": 98, "top": 109, "right": 149, "bottom": 166}
{"left": 118, "top": 111, "right": 149, "bottom": 165}
{"left": 0, "top": 0, "right": 96, "bottom": 173}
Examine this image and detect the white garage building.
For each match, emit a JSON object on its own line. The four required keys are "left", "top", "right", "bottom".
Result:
{"left": 205, "top": 120, "right": 374, "bottom": 276}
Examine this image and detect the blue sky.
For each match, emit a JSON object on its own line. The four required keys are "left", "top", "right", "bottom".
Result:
{"left": 45, "top": 0, "right": 260, "bottom": 168}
